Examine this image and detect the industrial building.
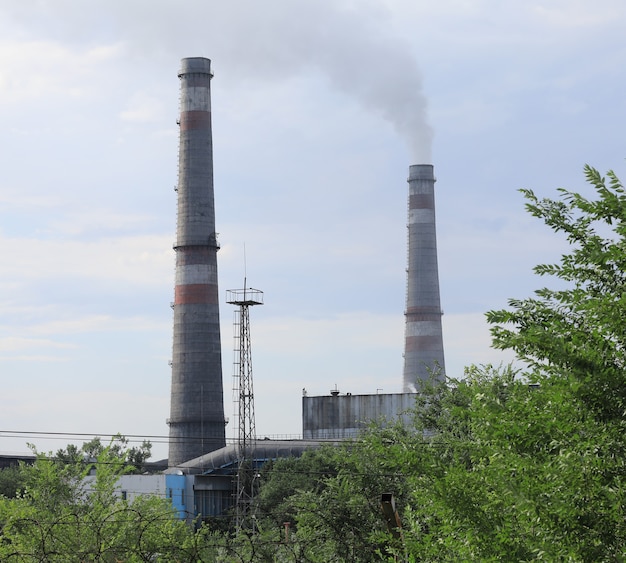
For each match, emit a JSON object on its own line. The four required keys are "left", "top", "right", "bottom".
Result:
{"left": 149, "top": 57, "right": 447, "bottom": 522}
{"left": 302, "top": 163, "right": 446, "bottom": 438}
{"left": 302, "top": 391, "right": 417, "bottom": 439}
{"left": 0, "top": 56, "right": 448, "bottom": 526}
{"left": 163, "top": 439, "right": 332, "bottom": 523}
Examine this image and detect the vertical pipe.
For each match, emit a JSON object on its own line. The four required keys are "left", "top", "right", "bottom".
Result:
{"left": 403, "top": 164, "right": 445, "bottom": 391}
{"left": 168, "top": 57, "right": 226, "bottom": 467}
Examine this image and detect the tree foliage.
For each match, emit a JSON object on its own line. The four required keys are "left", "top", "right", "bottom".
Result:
{"left": 4, "top": 165, "right": 626, "bottom": 560}
{"left": 0, "top": 439, "right": 202, "bottom": 561}
{"left": 487, "top": 165, "right": 626, "bottom": 421}
{"left": 233, "top": 165, "right": 626, "bottom": 561}
{"left": 244, "top": 365, "right": 626, "bottom": 560}
{"left": 0, "top": 466, "right": 24, "bottom": 499}
{"left": 55, "top": 434, "right": 152, "bottom": 473}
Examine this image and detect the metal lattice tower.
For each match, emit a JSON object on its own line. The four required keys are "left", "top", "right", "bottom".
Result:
{"left": 226, "top": 284, "right": 263, "bottom": 531}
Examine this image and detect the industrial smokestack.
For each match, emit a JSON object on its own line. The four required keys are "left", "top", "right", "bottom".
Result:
{"left": 403, "top": 164, "right": 445, "bottom": 392}
{"left": 168, "top": 57, "right": 226, "bottom": 467}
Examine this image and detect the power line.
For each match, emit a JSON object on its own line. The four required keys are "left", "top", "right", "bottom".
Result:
{"left": 0, "top": 429, "right": 305, "bottom": 444}
{"left": 0, "top": 430, "right": 168, "bottom": 441}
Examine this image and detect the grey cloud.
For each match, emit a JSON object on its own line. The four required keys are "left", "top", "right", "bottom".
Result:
{"left": 2, "top": 0, "right": 432, "bottom": 160}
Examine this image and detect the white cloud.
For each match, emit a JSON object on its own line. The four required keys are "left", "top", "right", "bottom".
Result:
{"left": 442, "top": 312, "right": 516, "bottom": 375}
{"left": 45, "top": 209, "right": 157, "bottom": 236}
{"left": 529, "top": 1, "right": 626, "bottom": 28}
{"left": 0, "top": 190, "right": 61, "bottom": 210}
{"left": 0, "top": 40, "right": 125, "bottom": 105}
{"left": 252, "top": 312, "right": 404, "bottom": 356}
{"left": 0, "top": 336, "right": 76, "bottom": 352}
{"left": 0, "top": 0, "right": 623, "bottom": 460}
{"left": 0, "top": 233, "right": 173, "bottom": 287}
{"left": 27, "top": 314, "right": 169, "bottom": 337}
{"left": 120, "top": 92, "right": 165, "bottom": 123}
{"left": 0, "top": 388, "right": 170, "bottom": 459}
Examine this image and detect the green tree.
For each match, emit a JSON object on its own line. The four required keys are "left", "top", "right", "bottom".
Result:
{"left": 252, "top": 438, "right": 411, "bottom": 561}
{"left": 488, "top": 165, "right": 626, "bottom": 422}
{"left": 265, "top": 366, "right": 621, "bottom": 561}
{"left": 55, "top": 434, "right": 152, "bottom": 473}
{"left": 0, "top": 465, "right": 25, "bottom": 499}
{"left": 243, "top": 165, "right": 626, "bottom": 561}
{"left": 393, "top": 367, "right": 625, "bottom": 561}
{"left": 255, "top": 446, "right": 340, "bottom": 529}
{"left": 0, "top": 439, "right": 201, "bottom": 561}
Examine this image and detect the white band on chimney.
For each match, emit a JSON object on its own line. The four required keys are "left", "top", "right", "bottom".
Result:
{"left": 175, "top": 264, "right": 218, "bottom": 285}
{"left": 405, "top": 320, "right": 442, "bottom": 337}
{"left": 181, "top": 87, "right": 211, "bottom": 111}
{"left": 408, "top": 208, "right": 435, "bottom": 224}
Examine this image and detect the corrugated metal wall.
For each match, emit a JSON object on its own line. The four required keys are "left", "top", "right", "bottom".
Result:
{"left": 302, "top": 393, "right": 418, "bottom": 439}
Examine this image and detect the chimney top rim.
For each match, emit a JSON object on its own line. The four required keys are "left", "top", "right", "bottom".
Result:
{"left": 179, "top": 57, "right": 212, "bottom": 77}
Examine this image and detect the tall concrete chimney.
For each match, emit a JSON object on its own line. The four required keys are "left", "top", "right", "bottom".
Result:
{"left": 403, "top": 164, "right": 445, "bottom": 391}
{"left": 168, "top": 57, "right": 226, "bottom": 467}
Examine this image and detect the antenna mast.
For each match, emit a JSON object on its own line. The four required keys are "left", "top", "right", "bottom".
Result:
{"left": 227, "top": 281, "right": 263, "bottom": 531}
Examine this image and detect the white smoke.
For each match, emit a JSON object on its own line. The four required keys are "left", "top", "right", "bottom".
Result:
{"left": 1, "top": 0, "right": 432, "bottom": 162}
{"left": 282, "top": 2, "right": 433, "bottom": 163}
{"left": 212, "top": 0, "right": 434, "bottom": 163}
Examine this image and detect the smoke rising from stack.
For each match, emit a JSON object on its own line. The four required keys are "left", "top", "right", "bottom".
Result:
{"left": 51, "top": 1, "right": 432, "bottom": 162}
{"left": 220, "top": 1, "right": 434, "bottom": 162}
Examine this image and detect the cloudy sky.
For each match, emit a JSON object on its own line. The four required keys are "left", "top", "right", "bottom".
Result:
{"left": 0, "top": 0, "right": 624, "bottom": 460}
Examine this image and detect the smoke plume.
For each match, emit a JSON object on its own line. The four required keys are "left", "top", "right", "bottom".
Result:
{"left": 2, "top": 0, "right": 432, "bottom": 162}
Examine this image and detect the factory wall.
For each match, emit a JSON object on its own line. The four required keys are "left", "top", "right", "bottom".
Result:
{"left": 83, "top": 474, "right": 189, "bottom": 520}
{"left": 117, "top": 474, "right": 189, "bottom": 520}
{"left": 302, "top": 393, "right": 418, "bottom": 439}
{"left": 162, "top": 440, "right": 336, "bottom": 521}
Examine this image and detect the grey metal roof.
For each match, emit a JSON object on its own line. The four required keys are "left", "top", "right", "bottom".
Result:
{"left": 164, "top": 439, "right": 338, "bottom": 475}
